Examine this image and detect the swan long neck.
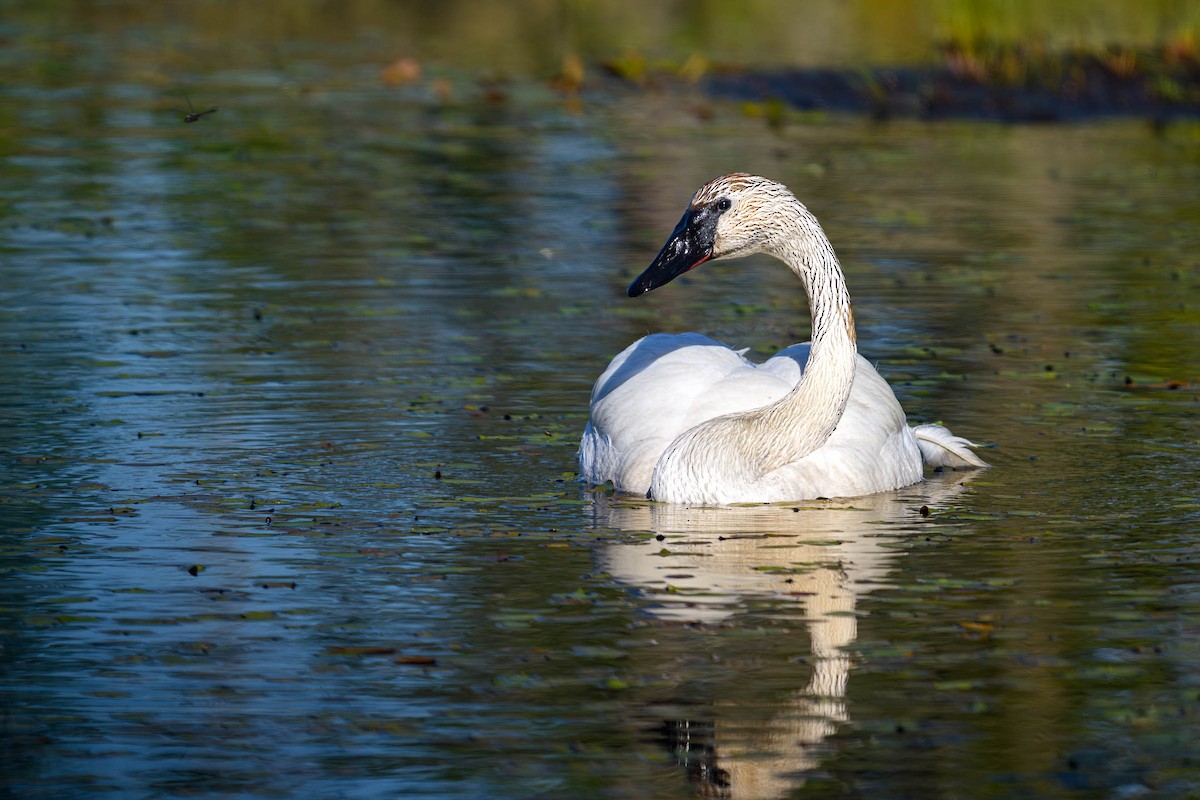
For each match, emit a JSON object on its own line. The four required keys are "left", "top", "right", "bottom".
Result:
{"left": 751, "top": 201, "right": 857, "bottom": 473}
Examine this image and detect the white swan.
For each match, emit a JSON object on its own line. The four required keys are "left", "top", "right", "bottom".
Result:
{"left": 579, "top": 173, "right": 987, "bottom": 505}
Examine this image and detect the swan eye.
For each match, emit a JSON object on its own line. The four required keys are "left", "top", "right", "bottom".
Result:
{"left": 716, "top": 198, "right": 732, "bottom": 212}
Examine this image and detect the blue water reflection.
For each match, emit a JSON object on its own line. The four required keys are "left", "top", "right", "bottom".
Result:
{"left": 3, "top": 13, "right": 1200, "bottom": 799}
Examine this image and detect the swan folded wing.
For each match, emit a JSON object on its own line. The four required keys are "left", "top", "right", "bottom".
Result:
{"left": 582, "top": 334, "right": 797, "bottom": 494}
{"left": 588, "top": 333, "right": 726, "bottom": 405}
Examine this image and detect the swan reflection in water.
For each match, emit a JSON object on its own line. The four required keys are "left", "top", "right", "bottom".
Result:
{"left": 590, "top": 477, "right": 973, "bottom": 799}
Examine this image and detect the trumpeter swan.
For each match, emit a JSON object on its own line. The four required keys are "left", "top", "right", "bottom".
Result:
{"left": 579, "top": 173, "right": 986, "bottom": 505}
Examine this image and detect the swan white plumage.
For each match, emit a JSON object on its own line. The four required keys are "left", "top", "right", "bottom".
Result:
{"left": 579, "top": 173, "right": 987, "bottom": 505}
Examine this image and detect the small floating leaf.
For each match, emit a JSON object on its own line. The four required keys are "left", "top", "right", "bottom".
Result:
{"left": 395, "top": 655, "right": 438, "bottom": 666}
{"left": 326, "top": 646, "right": 397, "bottom": 656}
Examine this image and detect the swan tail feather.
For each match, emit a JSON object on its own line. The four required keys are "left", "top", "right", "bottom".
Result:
{"left": 912, "top": 424, "right": 989, "bottom": 469}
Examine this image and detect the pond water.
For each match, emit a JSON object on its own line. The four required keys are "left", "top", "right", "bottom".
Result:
{"left": 3, "top": 7, "right": 1200, "bottom": 800}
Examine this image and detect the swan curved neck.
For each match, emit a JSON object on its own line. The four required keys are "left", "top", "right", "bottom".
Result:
{"left": 751, "top": 203, "right": 858, "bottom": 472}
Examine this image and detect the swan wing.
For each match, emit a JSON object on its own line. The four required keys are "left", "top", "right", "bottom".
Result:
{"left": 580, "top": 333, "right": 797, "bottom": 493}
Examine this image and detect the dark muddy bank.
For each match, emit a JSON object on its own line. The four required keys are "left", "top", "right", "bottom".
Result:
{"left": 609, "top": 45, "right": 1200, "bottom": 122}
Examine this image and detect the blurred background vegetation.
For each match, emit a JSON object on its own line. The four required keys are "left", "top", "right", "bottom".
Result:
{"left": 5, "top": 0, "right": 1199, "bottom": 82}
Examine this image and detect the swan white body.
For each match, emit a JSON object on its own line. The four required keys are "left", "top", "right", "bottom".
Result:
{"left": 579, "top": 174, "right": 986, "bottom": 505}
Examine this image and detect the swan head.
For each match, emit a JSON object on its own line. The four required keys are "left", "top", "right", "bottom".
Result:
{"left": 627, "top": 173, "right": 800, "bottom": 297}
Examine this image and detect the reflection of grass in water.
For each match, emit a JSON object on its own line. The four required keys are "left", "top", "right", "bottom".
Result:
{"left": 10, "top": 0, "right": 1199, "bottom": 87}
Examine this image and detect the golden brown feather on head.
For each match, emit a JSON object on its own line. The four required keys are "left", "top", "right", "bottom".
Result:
{"left": 694, "top": 173, "right": 806, "bottom": 262}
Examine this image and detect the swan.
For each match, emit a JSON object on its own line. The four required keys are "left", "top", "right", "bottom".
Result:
{"left": 579, "top": 173, "right": 987, "bottom": 505}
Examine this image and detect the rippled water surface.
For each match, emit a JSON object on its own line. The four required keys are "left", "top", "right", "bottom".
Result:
{"left": 3, "top": 8, "right": 1200, "bottom": 800}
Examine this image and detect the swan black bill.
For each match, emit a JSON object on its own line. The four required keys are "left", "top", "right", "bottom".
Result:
{"left": 627, "top": 206, "right": 715, "bottom": 297}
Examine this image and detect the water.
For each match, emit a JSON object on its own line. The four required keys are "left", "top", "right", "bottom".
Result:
{"left": 3, "top": 7, "right": 1200, "bottom": 799}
